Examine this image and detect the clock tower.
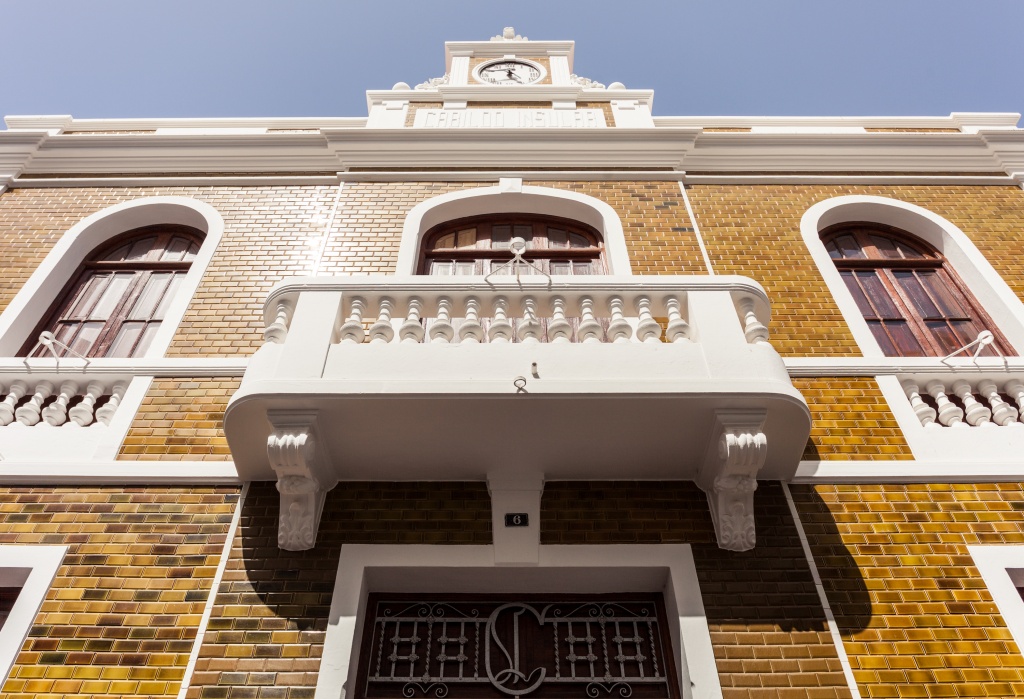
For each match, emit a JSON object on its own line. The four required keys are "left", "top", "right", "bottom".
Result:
{"left": 365, "top": 28, "right": 655, "bottom": 129}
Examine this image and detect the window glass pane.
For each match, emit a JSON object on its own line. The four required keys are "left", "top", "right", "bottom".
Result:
{"left": 66, "top": 274, "right": 109, "bottom": 319}
{"left": 161, "top": 236, "right": 192, "bottom": 261}
{"left": 892, "top": 271, "right": 941, "bottom": 319}
{"left": 548, "top": 228, "right": 568, "bottom": 248}
{"left": 124, "top": 236, "right": 157, "bottom": 261}
{"left": 433, "top": 233, "right": 455, "bottom": 250}
{"left": 455, "top": 228, "right": 477, "bottom": 249}
{"left": 869, "top": 235, "right": 903, "bottom": 259}
{"left": 828, "top": 234, "right": 864, "bottom": 259}
{"left": 867, "top": 321, "right": 898, "bottom": 355}
{"left": 573, "top": 260, "right": 593, "bottom": 275}
{"left": 549, "top": 260, "right": 570, "bottom": 275}
{"left": 489, "top": 260, "right": 513, "bottom": 275}
{"left": 129, "top": 273, "right": 172, "bottom": 320}
{"left": 949, "top": 319, "right": 986, "bottom": 349}
{"left": 454, "top": 261, "right": 477, "bottom": 276}
{"left": 892, "top": 238, "right": 925, "bottom": 259}
{"left": 856, "top": 271, "right": 901, "bottom": 319}
{"left": 69, "top": 322, "right": 104, "bottom": 357}
{"left": 841, "top": 271, "right": 876, "bottom": 318}
{"left": 429, "top": 260, "right": 453, "bottom": 275}
{"left": 490, "top": 226, "right": 511, "bottom": 249}
{"left": 925, "top": 320, "right": 962, "bottom": 355}
{"left": 99, "top": 242, "right": 132, "bottom": 262}
{"left": 513, "top": 225, "right": 533, "bottom": 248}
{"left": 153, "top": 274, "right": 183, "bottom": 320}
{"left": 106, "top": 322, "right": 145, "bottom": 358}
{"left": 134, "top": 323, "right": 161, "bottom": 356}
{"left": 569, "top": 232, "right": 590, "bottom": 248}
{"left": 46, "top": 324, "right": 79, "bottom": 358}
{"left": 90, "top": 273, "right": 134, "bottom": 318}
{"left": 917, "top": 271, "right": 969, "bottom": 318}
{"left": 885, "top": 321, "right": 926, "bottom": 356}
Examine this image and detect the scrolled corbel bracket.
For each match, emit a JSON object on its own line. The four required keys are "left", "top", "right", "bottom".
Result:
{"left": 266, "top": 410, "right": 338, "bottom": 551}
{"left": 697, "top": 411, "right": 768, "bottom": 552}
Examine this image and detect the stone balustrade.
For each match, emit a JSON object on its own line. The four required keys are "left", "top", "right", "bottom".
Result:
{"left": 0, "top": 377, "right": 127, "bottom": 428}
{"left": 261, "top": 275, "right": 772, "bottom": 348}
{"left": 903, "top": 375, "right": 1024, "bottom": 428}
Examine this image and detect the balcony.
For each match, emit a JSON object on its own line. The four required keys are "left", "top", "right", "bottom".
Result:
{"left": 224, "top": 275, "right": 811, "bottom": 552}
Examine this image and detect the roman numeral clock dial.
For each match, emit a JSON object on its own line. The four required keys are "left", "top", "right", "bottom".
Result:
{"left": 475, "top": 59, "right": 543, "bottom": 85}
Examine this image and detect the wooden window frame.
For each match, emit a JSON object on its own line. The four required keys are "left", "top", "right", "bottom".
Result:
{"left": 20, "top": 224, "right": 203, "bottom": 359}
{"left": 822, "top": 222, "right": 1011, "bottom": 357}
{"left": 419, "top": 214, "right": 606, "bottom": 276}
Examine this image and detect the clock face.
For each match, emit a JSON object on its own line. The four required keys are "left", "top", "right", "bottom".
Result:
{"left": 476, "top": 60, "right": 543, "bottom": 85}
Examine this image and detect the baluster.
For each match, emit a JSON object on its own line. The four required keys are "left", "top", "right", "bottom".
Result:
{"left": 95, "top": 382, "right": 128, "bottom": 426}
{"left": 0, "top": 381, "right": 28, "bottom": 426}
{"left": 15, "top": 380, "right": 54, "bottom": 426}
{"left": 606, "top": 296, "right": 633, "bottom": 343}
{"left": 399, "top": 297, "right": 425, "bottom": 344}
{"left": 926, "top": 380, "right": 965, "bottom": 427}
{"left": 368, "top": 297, "right": 395, "bottom": 344}
{"left": 1006, "top": 380, "right": 1024, "bottom": 424}
{"left": 337, "top": 298, "right": 367, "bottom": 344}
{"left": 517, "top": 297, "right": 542, "bottom": 343}
{"left": 902, "top": 380, "right": 937, "bottom": 428}
{"left": 458, "top": 297, "right": 485, "bottom": 344}
{"left": 488, "top": 297, "right": 514, "bottom": 343}
{"left": 547, "top": 296, "right": 572, "bottom": 344}
{"left": 429, "top": 297, "right": 455, "bottom": 344}
{"left": 738, "top": 297, "right": 769, "bottom": 344}
{"left": 978, "top": 379, "right": 1019, "bottom": 427}
{"left": 635, "top": 296, "right": 662, "bottom": 343}
{"left": 69, "top": 381, "right": 106, "bottom": 427}
{"left": 42, "top": 380, "right": 79, "bottom": 426}
{"left": 664, "top": 296, "right": 690, "bottom": 343}
{"left": 952, "top": 380, "right": 992, "bottom": 427}
{"left": 577, "top": 296, "right": 604, "bottom": 344}
{"left": 263, "top": 299, "right": 293, "bottom": 344}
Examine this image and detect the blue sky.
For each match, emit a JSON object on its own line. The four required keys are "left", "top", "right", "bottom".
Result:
{"left": 2, "top": 1, "right": 1022, "bottom": 120}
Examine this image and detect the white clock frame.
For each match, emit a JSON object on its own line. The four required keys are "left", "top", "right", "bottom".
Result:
{"left": 473, "top": 57, "right": 546, "bottom": 86}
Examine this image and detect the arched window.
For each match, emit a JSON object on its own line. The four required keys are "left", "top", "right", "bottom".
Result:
{"left": 419, "top": 214, "right": 605, "bottom": 276}
{"left": 822, "top": 222, "right": 1009, "bottom": 357}
{"left": 21, "top": 224, "right": 203, "bottom": 358}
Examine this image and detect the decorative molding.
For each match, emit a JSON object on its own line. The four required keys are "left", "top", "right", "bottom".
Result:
{"left": 569, "top": 74, "right": 605, "bottom": 89}
{"left": 698, "top": 411, "right": 768, "bottom": 552}
{"left": 415, "top": 73, "right": 449, "bottom": 90}
{"left": 491, "top": 27, "right": 528, "bottom": 41}
{"left": 266, "top": 411, "right": 337, "bottom": 551}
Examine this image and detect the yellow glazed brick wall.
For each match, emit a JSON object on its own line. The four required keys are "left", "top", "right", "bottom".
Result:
{"left": 0, "top": 486, "right": 239, "bottom": 699}
{"left": 118, "top": 379, "right": 239, "bottom": 461}
{"left": 0, "top": 186, "right": 337, "bottom": 356}
{"left": 793, "top": 483, "right": 1024, "bottom": 699}
{"left": 793, "top": 378, "right": 912, "bottom": 461}
{"left": 525, "top": 181, "right": 708, "bottom": 274}
{"left": 185, "top": 482, "right": 491, "bottom": 698}
{"left": 543, "top": 482, "right": 853, "bottom": 698}
{"left": 685, "top": 184, "right": 1024, "bottom": 357}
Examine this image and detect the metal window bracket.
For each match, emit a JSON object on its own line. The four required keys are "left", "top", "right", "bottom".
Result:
{"left": 484, "top": 236, "right": 552, "bottom": 285}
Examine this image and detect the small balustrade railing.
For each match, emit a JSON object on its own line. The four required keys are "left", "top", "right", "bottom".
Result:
{"left": 0, "top": 378, "right": 127, "bottom": 428}
{"left": 903, "top": 376, "right": 1024, "bottom": 428}
{"left": 262, "top": 277, "right": 772, "bottom": 348}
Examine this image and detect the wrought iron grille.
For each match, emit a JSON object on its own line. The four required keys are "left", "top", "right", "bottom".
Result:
{"left": 358, "top": 596, "right": 678, "bottom": 699}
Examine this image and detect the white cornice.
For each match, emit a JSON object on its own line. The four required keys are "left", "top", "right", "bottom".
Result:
{"left": 783, "top": 356, "right": 1024, "bottom": 377}
{"left": 0, "top": 130, "right": 47, "bottom": 187}
{"left": 4, "top": 115, "right": 366, "bottom": 133}
{"left": 366, "top": 85, "right": 653, "bottom": 107}
{"left": 654, "top": 112, "right": 1021, "bottom": 130}
{"left": 794, "top": 460, "right": 1024, "bottom": 483}
{"left": 323, "top": 127, "right": 699, "bottom": 169}
{"left": 0, "top": 461, "right": 240, "bottom": 484}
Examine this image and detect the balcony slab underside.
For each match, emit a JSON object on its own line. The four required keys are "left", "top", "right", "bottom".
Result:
{"left": 225, "top": 342, "right": 811, "bottom": 483}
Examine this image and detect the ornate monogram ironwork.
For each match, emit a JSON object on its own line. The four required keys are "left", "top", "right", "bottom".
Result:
{"left": 361, "top": 598, "right": 674, "bottom": 699}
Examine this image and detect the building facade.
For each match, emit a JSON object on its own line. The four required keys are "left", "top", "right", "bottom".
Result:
{"left": 1, "top": 29, "right": 1024, "bottom": 699}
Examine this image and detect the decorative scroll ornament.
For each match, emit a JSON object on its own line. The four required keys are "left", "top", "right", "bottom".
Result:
{"left": 569, "top": 75, "right": 606, "bottom": 89}
{"left": 698, "top": 411, "right": 768, "bottom": 552}
{"left": 491, "top": 27, "right": 528, "bottom": 41}
{"left": 266, "top": 411, "right": 338, "bottom": 551}
{"left": 415, "top": 74, "right": 450, "bottom": 90}
{"left": 365, "top": 599, "right": 671, "bottom": 699}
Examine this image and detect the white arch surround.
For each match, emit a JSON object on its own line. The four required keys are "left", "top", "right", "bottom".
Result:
{"left": 800, "top": 195, "right": 1024, "bottom": 357}
{"left": 0, "top": 196, "right": 225, "bottom": 357}
{"left": 395, "top": 183, "right": 633, "bottom": 276}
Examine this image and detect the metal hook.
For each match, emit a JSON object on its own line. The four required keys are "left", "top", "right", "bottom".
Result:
{"left": 513, "top": 376, "right": 528, "bottom": 393}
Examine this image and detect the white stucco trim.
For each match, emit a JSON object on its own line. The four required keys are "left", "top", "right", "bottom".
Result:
{"left": 968, "top": 545, "right": 1024, "bottom": 657}
{"left": 0, "top": 460, "right": 239, "bottom": 483}
{"left": 794, "top": 459, "right": 1024, "bottom": 482}
{"left": 0, "top": 545, "right": 67, "bottom": 684}
{"left": 395, "top": 184, "right": 633, "bottom": 275}
{"left": 800, "top": 195, "right": 1024, "bottom": 357}
{"left": 316, "top": 544, "right": 721, "bottom": 699}
{"left": 0, "top": 196, "right": 225, "bottom": 357}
